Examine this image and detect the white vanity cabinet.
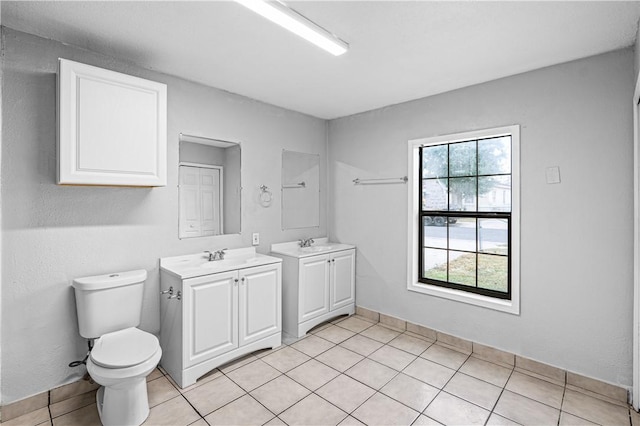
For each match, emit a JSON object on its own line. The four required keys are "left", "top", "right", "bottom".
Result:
{"left": 57, "top": 58, "right": 167, "bottom": 186}
{"left": 159, "top": 250, "right": 282, "bottom": 388}
{"left": 271, "top": 239, "right": 356, "bottom": 338}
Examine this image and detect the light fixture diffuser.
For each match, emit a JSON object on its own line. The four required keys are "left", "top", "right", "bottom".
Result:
{"left": 235, "top": 0, "right": 348, "bottom": 56}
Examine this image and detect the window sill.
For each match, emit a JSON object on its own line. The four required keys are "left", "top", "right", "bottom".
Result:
{"left": 408, "top": 281, "right": 520, "bottom": 315}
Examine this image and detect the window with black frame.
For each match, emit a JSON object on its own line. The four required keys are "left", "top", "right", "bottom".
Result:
{"left": 419, "top": 135, "right": 512, "bottom": 299}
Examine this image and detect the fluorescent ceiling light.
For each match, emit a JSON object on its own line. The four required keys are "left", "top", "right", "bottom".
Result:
{"left": 235, "top": 0, "right": 349, "bottom": 56}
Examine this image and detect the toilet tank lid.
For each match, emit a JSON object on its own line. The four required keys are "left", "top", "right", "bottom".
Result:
{"left": 72, "top": 270, "right": 147, "bottom": 291}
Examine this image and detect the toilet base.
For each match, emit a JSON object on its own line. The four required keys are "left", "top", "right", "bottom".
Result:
{"left": 95, "top": 379, "right": 150, "bottom": 426}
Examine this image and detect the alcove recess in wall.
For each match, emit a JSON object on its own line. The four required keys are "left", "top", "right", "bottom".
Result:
{"left": 57, "top": 58, "right": 167, "bottom": 186}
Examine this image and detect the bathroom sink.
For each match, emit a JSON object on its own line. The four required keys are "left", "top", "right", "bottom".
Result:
{"left": 160, "top": 248, "right": 282, "bottom": 279}
{"left": 300, "top": 245, "right": 335, "bottom": 253}
{"left": 200, "top": 257, "right": 258, "bottom": 269}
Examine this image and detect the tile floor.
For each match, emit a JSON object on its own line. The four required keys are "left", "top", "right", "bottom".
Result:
{"left": 9, "top": 315, "right": 638, "bottom": 426}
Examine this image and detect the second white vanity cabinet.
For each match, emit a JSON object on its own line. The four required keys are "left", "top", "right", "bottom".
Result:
{"left": 160, "top": 249, "right": 282, "bottom": 388}
{"left": 272, "top": 239, "right": 356, "bottom": 338}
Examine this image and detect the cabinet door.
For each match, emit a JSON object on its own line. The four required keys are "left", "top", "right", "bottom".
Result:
{"left": 330, "top": 250, "right": 356, "bottom": 310}
{"left": 238, "top": 264, "right": 281, "bottom": 346}
{"left": 57, "top": 58, "right": 167, "bottom": 186}
{"left": 299, "top": 255, "right": 330, "bottom": 322}
{"left": 183, "top": 271, "right": 238, "bottom": 367}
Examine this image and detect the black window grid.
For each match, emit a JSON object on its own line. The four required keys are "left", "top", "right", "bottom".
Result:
{"left": 418, "top": 137, "right": 512, "bottom": 300}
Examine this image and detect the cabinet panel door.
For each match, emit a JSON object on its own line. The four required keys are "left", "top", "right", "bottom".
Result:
{"left": 330, "top": 250, "right": 356, "bottom": 310}
{"left": 58, "top": 58, "right": 167, "bottom": 186}
{"left": 299, "top": 255, "right": 330, "bottom": 322}
{"left": 239, "top": 264, "right": 281, "bottom": 346}
{"left": 183, "top": 271, "right": 238, "bottom": 367}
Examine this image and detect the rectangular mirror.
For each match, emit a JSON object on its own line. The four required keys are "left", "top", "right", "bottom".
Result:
{"left": 282, "top": 150, "right": 319, "bottom": 229}
{"left": 179, "top": 134, "right": 241, "bottom": 238}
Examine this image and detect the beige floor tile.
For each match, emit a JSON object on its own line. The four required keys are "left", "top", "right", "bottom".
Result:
{"left": 444, "top": 372, "right": 502, "bottom": 410}
{"left": 147, "top": 368, "right": 164, "bottom": 382}
{"left": 380, "top": 373, "right": 439, "bottom": 412}
{"left": 565, "top": 384, "right": 629, "bottom": 408}
{"left": 368, "top": 344, "right": 417, "bottom": 371}
{"left": 308, "top": 322, "right": 333, "bottom": 334}
{"left": 486, "top": 413, "right": 522, "bottom": 425}
{"left": 421, "top": 343, "right": 469, "bottom": 370}
{"left": 143, "top": 395, "right": 201, "bottom": 426}
{"left": 336, "top": 316, "right": 376, "bottom": 333}
{"left": 218, "top": 354, "right": 259, "bottom": 373}
{"left": 352, "top": 392, "right": 419, "bottom": 426}
{"left": 264, "top": 417, "right": 287, "bottom": 425}
{"left": 3, "top": 392, "right": 49, "bottom": 422}
{"left": 49, "top": 390, "right": 96, "bottom": 418}
{"left": 459, "top": 356, "right": 513, "bottom": 387}
{"left": 183, "top": 374, "right": 245, "bottom": 416}
{"left": 345, "top": 358, "right": 398, "bottom": 390}
{"left": 632, "top": 408, "right": 640, "bottom": 426}
{"left": 338, "top": 415, "right": 367, "bottom": 426}
{"left": 494, "top": 390, "right": 560, "bottom": 425}
{"left": 290, "top": 335, "right": 335, "bottom": 357}
{"left": 166, "top": 368, "right": 222, "bottom": 393}
{"left": 279, "top": 394, "right": 347, "bottom": 426}
{"left": 3, "top": 407, "right": 51, "bottom": 426}
{"left": 286, "top": 359, "right": 340, "bottom": 390}
{"left": 204, "top": 394, "right": 273, "bottom": 425}
{"left": 360, "top": 324, "right": 401, "bottom": 343}
{"left": 340, "top": 334, "right": 385, "bottom": 356}
{"left": 424, "top": 392, "right": 490, "bottom": 426}
{"left": 388, "top": 333, "right": 433, "bottom": 355}
{"left": 250, "top": 375, "right": 310, "bottom": 414}
{"left": 52, "top": 404, "right": 101, "bottom": 426}
{"left": 316, "top": 346, "right": 364, "bottom": 372}
{"left": 254, "top": 344, "right": 285, "bottom": 359}
{"left": 261, "top": 346, "right": 311, "bottom": 373}
{"left": 559, "top": 411, "right": 598, "bottom": 425}
{"left": 315, "top": 325, "right": 356, "bottom": 343}
{"left": 316, "top": 374, "right": 376, "bottom": 413}
{"left": 562, "top": 388, "right": 630, "bottom": 425}
{"left": 403, "top": 357, "right": 456, "bottom": 389}
{"left": 50, "top": 380, "right": 99, "bottom": 405}
{"left": 147, "top": 375, "right": 180, "bottom": 408}
{"left": 225, "top": 359, "right": 282, "bottom": 391}
{"left": 506, "top": 370, "right": 564, "bottom": 409}
{"left": 412, "top": 414, "right": 444, "bottom": 425}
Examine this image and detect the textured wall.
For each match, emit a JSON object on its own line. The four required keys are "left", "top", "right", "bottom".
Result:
{"left": 329, "top": 49, "right": 635, "bottom": 387}
{"left": 1, "top": 27, "right": 327, "bottom": 403}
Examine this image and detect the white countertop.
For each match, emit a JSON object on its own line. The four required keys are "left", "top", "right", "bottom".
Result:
{"left": 160, "top": 247, "right": 282, "bottom": 279}
{"left": 270, "top": 238, "right": 355, "bottom": 258}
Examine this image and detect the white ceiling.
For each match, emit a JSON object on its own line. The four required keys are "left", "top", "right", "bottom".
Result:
{"left": 2, "top": 1, "right": 640, "bottom": 119}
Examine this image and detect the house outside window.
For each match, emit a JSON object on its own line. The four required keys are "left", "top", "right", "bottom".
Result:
{"left": 407, "top": 125, "right": 520, "bottom": 314}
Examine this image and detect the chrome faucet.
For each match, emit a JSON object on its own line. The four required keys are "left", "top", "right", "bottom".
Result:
{"left": 204, "top": 249, "right": 227, "bottom": 261}
{"left": 298, "top": 238, "right": 314, "bottom": 248}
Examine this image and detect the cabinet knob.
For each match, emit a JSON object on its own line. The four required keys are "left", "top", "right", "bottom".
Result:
{"left": 241, "top": 277, "right": 245, "bottom": 284}
{"left": 234, "top": 278, "right": 238, "bottom": 286}
{"left": 332, "top": 259, "right": 335, "bottom": 263}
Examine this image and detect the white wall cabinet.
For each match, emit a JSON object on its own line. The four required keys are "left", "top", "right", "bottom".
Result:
{"left": 272, "top": 242, "right": 355, "bottom": 338}
{"left": 160, "top": 262, "right": 281, "bottom": 388}
{"left": 57, "top": 58, "right": 167, "bottom": 186}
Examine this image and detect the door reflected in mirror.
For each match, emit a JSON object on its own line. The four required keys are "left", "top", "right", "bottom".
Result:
{"left": 282, "top": 150, "right": 319, "bottom": 229}
{"left": 179, "top": 134, "right": 241, "bottom": 238}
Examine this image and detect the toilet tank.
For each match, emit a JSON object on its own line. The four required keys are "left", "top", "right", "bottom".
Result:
{"left": 72, "top": 270, "right": 147, "bottom": 339}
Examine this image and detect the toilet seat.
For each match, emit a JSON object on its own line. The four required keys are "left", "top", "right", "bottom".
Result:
{"left": 91, "top": 327, "right": 159, "bottom": 368}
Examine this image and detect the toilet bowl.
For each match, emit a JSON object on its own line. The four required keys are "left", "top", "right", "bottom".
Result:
{"left": 72, "top": 270, "right": 161, "bottom": 426}
{"left": 87, "top": 327, "right": 162, "bottom": 426}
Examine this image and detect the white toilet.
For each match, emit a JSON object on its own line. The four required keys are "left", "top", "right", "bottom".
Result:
{"left": 73, "top": 270, "right": 162, "bottom": 426}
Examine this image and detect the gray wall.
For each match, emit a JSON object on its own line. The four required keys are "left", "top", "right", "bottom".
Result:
{"left": 328, "top": 48, "right": 635, "bottom": 387}
{"left": 1, "top": 27, "right": 327, "bottom": 403}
